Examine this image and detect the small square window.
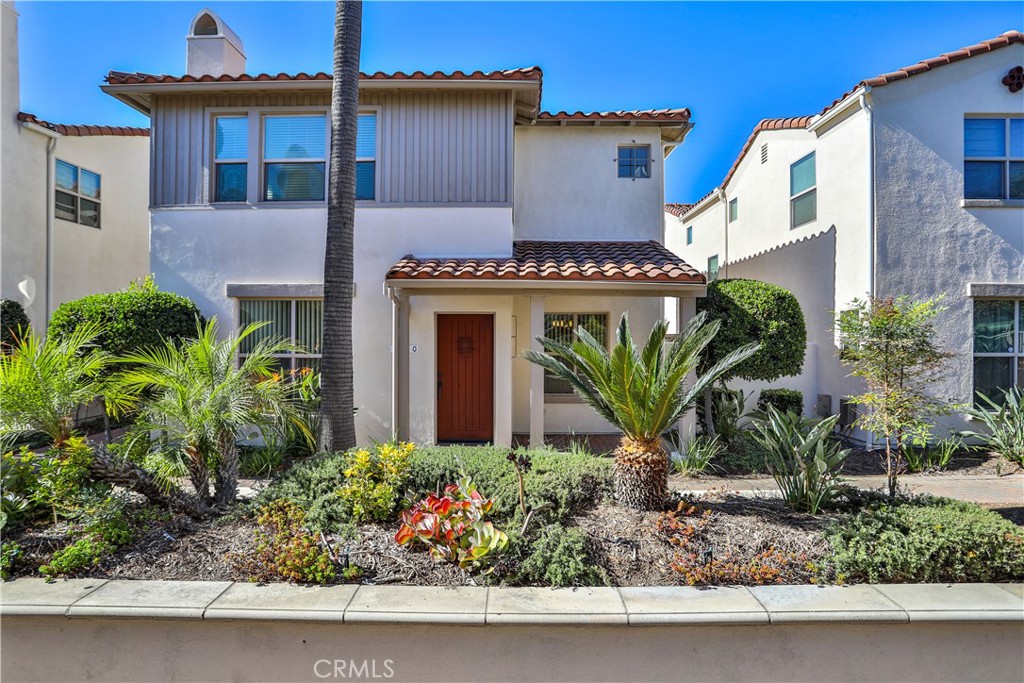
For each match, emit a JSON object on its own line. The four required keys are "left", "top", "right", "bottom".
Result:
{"left": 728, "top": 198, "right": 738, "bottom": 223}
{"left": 964, "top": 117, "right": 1024, "bottom": 200}
{"left": 617, "top": 145, "right": 651, "bottom": 179}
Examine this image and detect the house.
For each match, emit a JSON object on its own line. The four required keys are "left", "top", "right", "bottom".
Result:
{"left": 102, "top": 8, "right": 705, "bottom": 447}
{"left": 0, "top": 1, "right": 151, "bottom": 329}
{"left": 666, "top": 30, "right": 1024, "bottom": 439}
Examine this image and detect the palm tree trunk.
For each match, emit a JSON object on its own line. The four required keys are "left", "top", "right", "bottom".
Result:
{"left": 214, "top": 432, "right": 239, "bottom": 507}
{"left": 614, "top": 437, "right": 669, "bottom": 511}
{"left": 319, "top": 0, "right": 362, "bottom": 453}
{"left": 89, "top": 445, "right": 206, "bottom": 518}
{"left": 184, "top": 443, "right": 211, "bottom": 504}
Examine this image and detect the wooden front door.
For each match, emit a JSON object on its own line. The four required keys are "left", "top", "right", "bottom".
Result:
{"left": 436, "top": 314, "right": 494, "bottom": 443}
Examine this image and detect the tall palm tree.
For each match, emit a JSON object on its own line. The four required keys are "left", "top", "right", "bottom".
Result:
{"left": 524, "top": 312, "right": 757, "bottom": 511}
{"left": 319, "top": 0, "right": 362, "bottom": 452}
{"left": 109, "top": 319, "right": 309, "bottom": 508}
{"left": 0, "top": 322, "right": 110, "bottom": 449}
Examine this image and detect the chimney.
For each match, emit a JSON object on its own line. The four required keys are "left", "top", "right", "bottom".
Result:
{"left": 186, "top": 8, "right": 245, "bottom": 77}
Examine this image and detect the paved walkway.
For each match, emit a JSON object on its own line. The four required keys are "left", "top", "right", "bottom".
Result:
{"left": 675, "top": 474, "right": 1024, "bottom": 507}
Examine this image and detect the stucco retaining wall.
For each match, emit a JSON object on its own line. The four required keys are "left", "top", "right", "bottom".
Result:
{"left": 1, "top": 580, "right": 1021, "bottom": 682}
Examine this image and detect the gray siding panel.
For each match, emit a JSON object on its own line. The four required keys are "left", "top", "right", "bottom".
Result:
{"left": 151, "top": 90, "right": 511, "bottom": 207}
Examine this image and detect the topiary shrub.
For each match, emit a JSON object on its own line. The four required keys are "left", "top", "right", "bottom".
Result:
{"left": 1, "top": 298, "right": 30, "bottom": 350}
{"left": 757, "top": 388, "right": 804, "bottom": 416}
{"left": 47, "top": 279, "right": 202, "bottom": 358}
{"left": 698, "top": 279, "right": 807, "bottom": 383}
{"left": 827, "top": 497, "right": 1024, "bottom": 583}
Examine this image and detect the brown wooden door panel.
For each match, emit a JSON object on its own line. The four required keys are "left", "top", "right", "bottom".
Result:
{"left": 436, "top": 314, "right": 494, "bottom": 442}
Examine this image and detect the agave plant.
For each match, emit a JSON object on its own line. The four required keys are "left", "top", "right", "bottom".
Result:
{"left": 962, "top": 388, "right": 1024, "bottom": 472}
{"left": 108, "top": 318, "right": 310, "bottom": 509}
{"left": 524, "top": 312, "right": 757, "bottom": 511}
{"left": 748, "top": 405, "right": 849, "bottom": 514}
{"left": 0, "top": 322, "right": 110, "bottom": 448}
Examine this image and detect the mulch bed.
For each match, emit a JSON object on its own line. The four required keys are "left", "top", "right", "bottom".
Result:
{"left": 840, "top": 449, "right": 1009, "bottom": 476}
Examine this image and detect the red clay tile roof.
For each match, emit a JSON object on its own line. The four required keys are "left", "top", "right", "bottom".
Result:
{"left": 677, "top": 30, "right": 1024, "bottom": 220}
{"left": 17, "top": 112, "right": 150, "bottom": 137}
{"left": 537, "top": 108, "right": 691, "bottom": 122}
{"left": 387, "top": 240, "right": 704, "bottom": 284}
{"left": 664, "top": 203, "right": 694, "bottom": 218}
{"left": 104, "top": 66, "right": 543, "bottom": 86}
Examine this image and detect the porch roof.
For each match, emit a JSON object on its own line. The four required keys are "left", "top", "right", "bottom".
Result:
{"left": 385, "top": 240, "right": 704, "bottom": 288}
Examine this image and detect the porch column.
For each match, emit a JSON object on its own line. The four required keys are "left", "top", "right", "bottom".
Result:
{"left": 676, "top": 295, "right": 698, "bottom": 445}
{"left": 529, "top": 295, "right": 545, "bottom": 448}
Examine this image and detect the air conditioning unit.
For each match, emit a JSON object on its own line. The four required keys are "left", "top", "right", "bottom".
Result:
{"left": 838, "top": 397, "right": 858, "bottom": 432}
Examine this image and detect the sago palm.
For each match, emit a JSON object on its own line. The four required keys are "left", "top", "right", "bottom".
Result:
{"left": 109, "top": 318, "right": 309, "bottom": 508}
{"left": 524, "top": 312, "right": 757, "bottom": 510}
{"left": 0, "top": 322, "right": 110, "bottom": 449}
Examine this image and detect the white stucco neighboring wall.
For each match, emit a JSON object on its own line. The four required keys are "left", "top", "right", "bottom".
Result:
{"left": 515, "top": 126, "right": 665, "bottom": 241}
{"left": 871, "top": 44, "right": 1024, "bottom": 428}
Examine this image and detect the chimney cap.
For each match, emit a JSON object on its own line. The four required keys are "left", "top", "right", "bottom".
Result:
{"left": 187, "top": 8, "right": 245, "bottom": 55}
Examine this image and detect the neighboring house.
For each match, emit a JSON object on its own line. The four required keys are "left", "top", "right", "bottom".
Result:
{"left": 666, "top": 30, "right": 1024, "bottom": 439}
{"left": 102, "top": 9, "right": 705, "bottom": 446}
{"left": 0, "top": 1, "right": 150, "bottom": 329}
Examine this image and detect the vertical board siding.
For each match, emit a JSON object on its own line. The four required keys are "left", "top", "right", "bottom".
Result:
{"left": 151, "top": 90, "right": 511, "bottom": 207}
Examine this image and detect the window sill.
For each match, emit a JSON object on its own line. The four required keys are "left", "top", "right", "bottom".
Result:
{"left": 961, "top": 199, "right": 1024, "bottom": 209}
{"left": 544, "top": 394, "right": 583, "bottom": 404}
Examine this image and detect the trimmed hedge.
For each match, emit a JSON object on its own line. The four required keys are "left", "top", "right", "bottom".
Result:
{"left": 1, "top": 299, "right": 30, "bottom": 349}
{"left": 47, "top": 283, "right": 202, "bottom": 358}
{"left": 698, "top": 279, "right": 806, "bottom": 382}
{"left": 757, "top": 388, "right": 803, "bottom": 416}
{"left": 827, "top": 497, "right": 1024, "bottom": 583}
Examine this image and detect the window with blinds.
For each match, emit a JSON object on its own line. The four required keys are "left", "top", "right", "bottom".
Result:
{"left": 55, "top": 159, "right": 101, "bottom": 228}
{"left": 790, "top": 152, "right": 816, "bottom": 228}
{"left": 263, "top": 114, "right": 327, "bottom": 202}
{"left": 238, "top": 298, "right": 323, "bottom": 373}
{"left": 214, "top": 115, "right": 248, "bottom": 202}
{"left": 356, "top": 112, "right": 377, "bottom": 200}
{"left": 964, "top": 117, "right": 1024, "bottom": 200}
{"left": 542, "top": 313, "right": 608, "bottom": 394}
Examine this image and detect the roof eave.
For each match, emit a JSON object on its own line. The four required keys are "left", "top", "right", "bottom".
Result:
{"left": 385, "top": 278, "right": 706, "bottom": 294}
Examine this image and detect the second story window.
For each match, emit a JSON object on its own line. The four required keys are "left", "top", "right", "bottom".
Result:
{"left": 263, "top": 114, "right": 326, "bottom": 202}
{"left": 214, "top": 116, "right": 248, "bottom": 202}
{"left": 964, "top": 117, "right": 1023, "bottom": 200}
{"left": 55, "top": 159, "right": 101, "bottom": 228}
{"left": 356, "top": 112, "right": 377, "bottom": 200}
{"left": 728, "top": 198, "right": 738, "bottom": 223}
{"left": 686, "top": 226, "right": 693, "bottom": 245}
{"left": 790, "top": 152, "right": 817, "bottom": 228}
{"left": 617, "top": 145, "right": 651, "bottom": 179}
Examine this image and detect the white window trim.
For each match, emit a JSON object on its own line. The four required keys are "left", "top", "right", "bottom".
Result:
{"left": 54, "top": 159, "right": 101, "bottom": 229}
{"left": 972, "top": 299, "right": 1023, "bottom": 405}
{"left": 789, "top": 151, "right": 817, "bottom": 229}
{"left": 964, "top": 116, "right": 1024, "bottom": 201}
{"left": 205, "top": 104, "right": 381, "bottom": 207}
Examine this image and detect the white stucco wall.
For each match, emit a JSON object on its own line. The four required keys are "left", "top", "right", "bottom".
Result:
{"left": 871, "top": 44, "right": 1024, "bottom": 431}
{"left": 514, "top": 126, "right": 665, "bottom": 241}
{"left": 0, "top": 2, "right": 150, "bottom": 328}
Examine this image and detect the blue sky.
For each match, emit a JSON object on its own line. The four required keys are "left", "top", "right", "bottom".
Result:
{"left": 15, "top": 1, "right": 1022, "bottom": 203}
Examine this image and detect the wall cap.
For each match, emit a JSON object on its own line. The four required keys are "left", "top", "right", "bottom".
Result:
{"left": 968, "top": 283, "right": 1024, "bottom": 298}
{"left": 2, "top": 580, "right": 1021, "bottom": 626}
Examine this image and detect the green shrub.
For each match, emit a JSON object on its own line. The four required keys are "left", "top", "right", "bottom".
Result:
{"left": 1, "top": 541, "right": 22, "bottom": 579}
{"left": 47, "top": 279, "right": 202, "bottom": 358}
{"left": 827, "top": 497, "right": 1024, "bottom": 583}
{"left": 718, "top": 432, "right": 769, "bottom": 474}
{"left": 40, "top": 537, "right": 113, "bottom": 577}
{"left": 243, "top": 500, "right": 336, "bottom": 584}
{"left": 1, "top": 298, "right": 30, "bottom": 350}
{"left": 750, "top": 407, "right": 848, "bottom": 514}
{"left": 697, "top": 279, "right": 806, "bottom": 383}
{"left": 339, "top": 442, "right": 414, "bottom": 523}
{"left": 670, "top": 435, "right": 723, "bottom": 476}
{"left": 406, "top": 445, "right": 612, "bottom": 527}
{"left": 512, "top": 525, "right": 609, "bottom": 587}
{"left": 757, "top": 389, "right": 803, "bottom": 416}
{"left": 962, "top": 387, "right": 1023, "bottom": 470}
{"left": 1, "top": 447, "right": 41, "bottom": 526}
{"left": 80, "top": 495, "right": 135, "bottom": 546}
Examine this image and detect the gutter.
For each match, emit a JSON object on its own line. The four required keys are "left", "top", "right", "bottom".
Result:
{"left": 384, "top": 279, "right": 707, "bottom": 295}
{"left": 859, "top": 90, "right": 876, "bottom": 298}
{"left": 22, "top": 121, "right": 61, "bottom": 323}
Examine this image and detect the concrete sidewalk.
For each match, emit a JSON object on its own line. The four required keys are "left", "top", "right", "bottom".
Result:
{"left": 675, "top": 474, "right": 1024, "bottom": 507}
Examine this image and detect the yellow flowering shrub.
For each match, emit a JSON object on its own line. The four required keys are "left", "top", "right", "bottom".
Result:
{"left": 338, "top": 442, "right": 415, "bottom": 522}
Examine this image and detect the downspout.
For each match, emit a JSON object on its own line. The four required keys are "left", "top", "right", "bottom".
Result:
{"left": 385, "top": 284, "right": 401, "bottom": 440}
{"left": 720, "top": 188, "right": 729, "bottom": 278}
{"left": 22, "top": 121, "right": 60, "bottom": 323}
{"left": 859, "top": 89, "right": 875, "bottom": 298}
